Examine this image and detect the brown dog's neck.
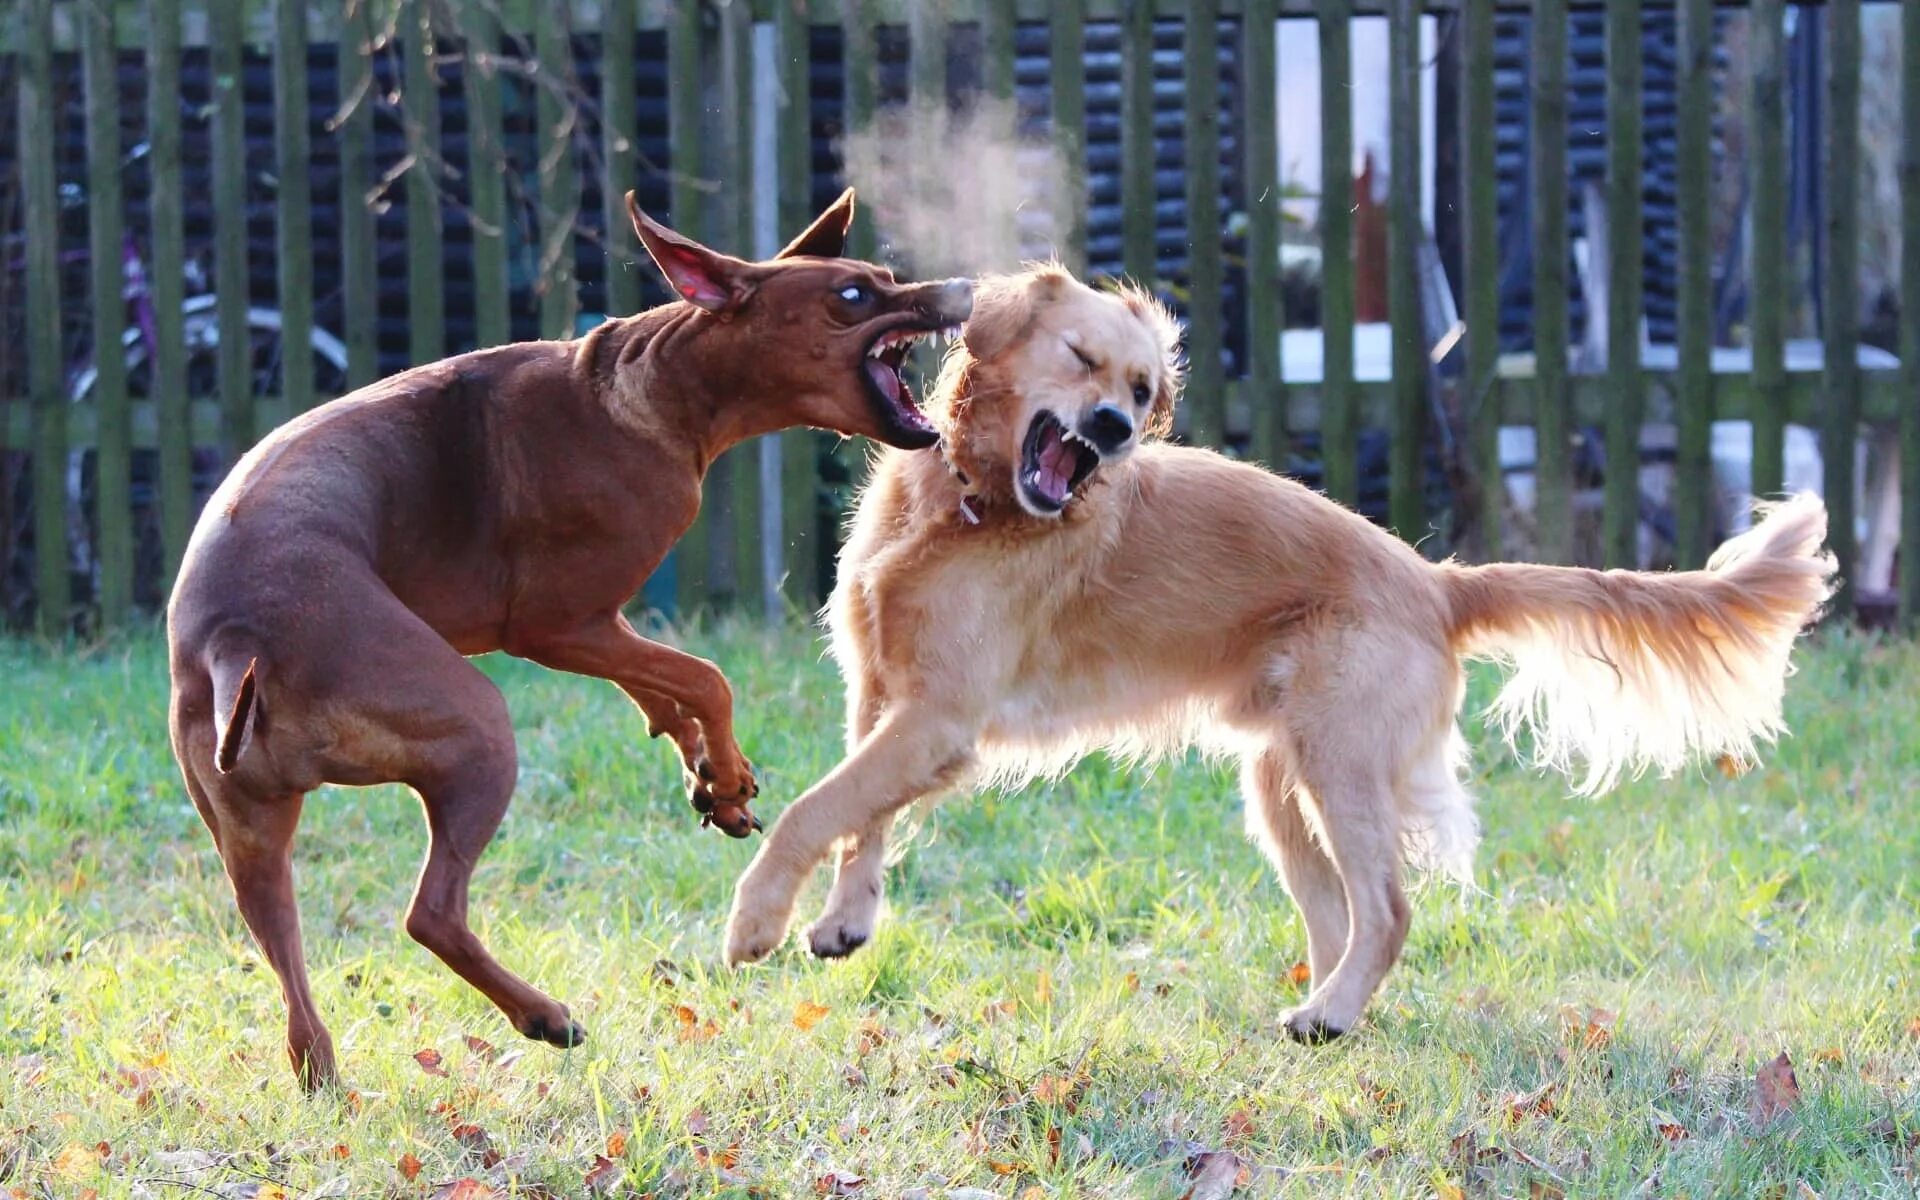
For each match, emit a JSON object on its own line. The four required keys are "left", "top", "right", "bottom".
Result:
{"left": 574, "top": 305, "right": 801, "bottom": 475}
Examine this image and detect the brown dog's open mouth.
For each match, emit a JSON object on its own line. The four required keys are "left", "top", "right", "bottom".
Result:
{"left": 1018, "top": 410, "right": 1101, "bottom": 515}
{"left": 864, "top": 323, "right": 959, "bottom": 444}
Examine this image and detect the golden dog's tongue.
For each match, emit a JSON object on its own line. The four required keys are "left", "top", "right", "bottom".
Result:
{"left": 1033, "top": 423, "right": 1075, "bottom": 505}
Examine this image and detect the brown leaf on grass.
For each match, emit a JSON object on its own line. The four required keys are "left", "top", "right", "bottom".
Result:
{"left": 793, "top": 1001, "right": 831, "bottom": 1032}
{"left": 1749, "top": 1052, "right": 1801, "bottom": 1128}
{"left": 14, "top": 1054, "right": 46, "bottom": 1088}
{"left": 854, "top": 1019, "right": 889, "bottom": 1056}
{"left": 1036, "top": 969, "right": 1054, "bottom": 1005}
{"left": 695, "top": 1142, "right": 742, "bottom": 1170}
{"left": 1033, "top": 1074, "right": 1077, "bottom": 1104}
{"left": 1181, "top": 1149, "right": 1250, "bottom": 1200}
{"left": 1505, "top": 1082, "right": 1560, "bottom": 1123}
{"left": 450, "top": 1121, "right": 496, "bottom": 1167}
{"left": 814, "top": 1170, "right": 867, "bottom": 1194}
{"left": 1530, "top": 1181, "right": 1568, "bottom": 1200}
{"left": 1286, "top": 962, "right": 1312, "bottom": 988}
{"left": 1559, "top": 1006, "right": 1616, "bottom": 1051}
{"left": 413, "top": 1048, "right": 449, "bottom": 1077}
{"left": 605, "top": 1129, "right": 628, "bottom": 1158}
{"left": 113, "top": 1064, "right": 158, "bottom": 1109}
{"left": 1222, "top": 1108, "right": 1256, "bottom": 1142}
{"left": 1813, "top": 1046, "right": 1843, "bottom": 1067}
{"left": 583, "top": 1154, "right": 623, "bottom": 1194}
{"left": 429, "top": 1181, "right": 496, "bottom": 1200}
{"left": 1906, "top": 1015, "right": 1920, "bottom": 1040}
{"left": 1432, "top": 1180, "right": 1466, "bottom": 1200}
{"left": 1653, "top": 1114, "right": 1690, "bottom": 1143}
{"left": 982, "top": 999, "right": 1017, "bottom": 1023}
{"left": 329, "top": 1143, "right": 351, "bottom": 1160}
{"left": 1123, "top": 971, "right": 1141, "bottom": 994}
{"left": 685, "top": 1107, "right": 710, "bottom": 1136}
{"left": 397, "top": 1153, "right": 424, "bottom": 1182}
{"left": 464, "top": 1035, "right": 498, "bottom": 1062}
{"left": 51, "top": 1143, "right": 105, "bottom": 1179}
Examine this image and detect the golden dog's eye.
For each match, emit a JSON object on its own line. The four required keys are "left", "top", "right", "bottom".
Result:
{"left": 838, "top": 284, "right": 870, "bottom": 304}
{"left": 1071, "top": 346, "right": 1095, "bottom": 373}
{"left": 1132, "top": 381, "right": 1151, "bottom": 406}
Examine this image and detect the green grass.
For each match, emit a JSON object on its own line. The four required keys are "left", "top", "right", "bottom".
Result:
{"left": 1, "top": 623, "right": 1917, "bottom": 1197}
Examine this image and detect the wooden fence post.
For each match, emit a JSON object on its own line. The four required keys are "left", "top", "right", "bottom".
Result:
{"left": 23, "top": 0, "right": 67, "bottom": 636}
{"left": 776, "top": 0, "right": 819, "bottom": 610}
{"left": 1460, "top": 0, "right": 1499, "bottom": 560}
{"left": 537, "top": 6, "right": 581, "bottom": 341}
{"left": 1386, "top": 0, "right": 1423, "bottom": 541}
{"left": 406, "top": 0, "right": 445, "bottom": 364}
{"left": 1749, "top": 0, "right": 1788, "bottom": 502}
{"left": 151, "top": 0, "right": 191, "bottom": 586}
{"left": 1183, "top": 0, "right": 1224, "bottom": 449}
{"left": 338, "top": 0, "right": 378, "bottom": 390}
{"left": 1243, "top": 0, "right": 1283, "bottom": 469}
{"left": 1602, "top": 0, "right": 1644, "bottom": 569}
{"left": 84, "top": 0, "right": 131, "bottom": 623}
{"left": 604, "top": 0, "right": 642, "bottom": 322}
{"left": 1121, "top": 0, "right": 1156, "bottom": 285}
{"left": 1674, "top": 0, "right": 1714, "bottom": 568}
{"left": 276, "top": 0, "right": 315, "bottom": 415}
{"left": 1319, "top": 0, "right": 1356, "bottom": 505}
{"left": 1824, "top": 0, "right": 1862, "bottom": 617}
{"left": 1902, "top": 0, "right": 1920, "bottom": 630}
{"left": 212, "top": 0, "right": 251, "bottom": 459}
{"left": 467, "top": 2, "right": 511, "bottom": 348}
{"left": 1051, "top": 0, "right": 1087, "bottom": 274}
{"left": 1530, "top": 0, "right": 1571, "bottom": 564}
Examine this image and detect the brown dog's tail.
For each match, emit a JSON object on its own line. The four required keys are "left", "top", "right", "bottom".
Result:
{"left": 210, "top": 651, "right": 263, "bottom": 775}
{"left": 1440, "top": 493, "right": 1834, "bottom": 794}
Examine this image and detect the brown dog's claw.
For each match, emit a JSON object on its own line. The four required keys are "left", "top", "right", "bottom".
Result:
{"left": 704, "top": 802, "right": 759, "bottom": 839}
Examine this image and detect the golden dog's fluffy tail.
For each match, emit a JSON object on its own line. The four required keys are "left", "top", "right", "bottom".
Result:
{"left": 1441, "top": 493, "right": 1835, "bottom": 794}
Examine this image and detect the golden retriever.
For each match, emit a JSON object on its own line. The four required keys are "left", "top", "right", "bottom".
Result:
{"left": 723, "top": 265, "right": 1835, "bottom": 1040}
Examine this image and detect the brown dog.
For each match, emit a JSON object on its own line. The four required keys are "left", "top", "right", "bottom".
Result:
{"left": 166, "top": 189, "right": 971, "bottom": 1089}
{"left": 723, "top": 266, "right": 1832, "bottom": 1042}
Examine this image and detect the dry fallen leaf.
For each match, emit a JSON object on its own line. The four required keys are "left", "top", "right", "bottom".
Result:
{"left": 1505, "top": 1082, "right": 1559, "bottom": 1123}
{"left": 430, "top": 1182, "right": 496, "bottom": 1200}
{"left": 464, "top": 1034, "right": 498, "bottom": 1061}
{"left": 1020, "top": 1188, "right": 1047, "bottom": 1200}
{"left": 794, "top": 1001, "right": 831, "bottom": 1032}
{"left": 982, "top": 999, "right": 1017, "bottom": 1023}
{"left": 583, "top": 1154, "right": 623, "bottom": 1194}
{"left": 1036, "top": 969, "right": 1054, "bottom": 1006}
{"left": 604, "top": 1129, "right": 628, "bottom": 1158}
{"left": 1530, "top": 1180, "right": 1568, "bottom": 1200}
{"left": 1033, "top": 1074, "right": 1077, "bottom": 1104}
{"left": 51, "top": 1143, "right": 103, "bottom": 1179}
{"left": 685, "top": 1107, "right": 710, "bottom": 1136}
{"left": 1222, "top": 1107, "right": 1256, "bottom": 1142}
{"left": 397, "top": 1153, "right": 424, "bottom": 1182}
{"left": 1286, "top": 962, "right": 1312, "bottom": 988}
{"left": 1560, "top": 1005, "right": 1617, "bottom": 1051}
{"left": 814, "top": 1169, "right": 866, "bottom": 1195}
{"left": 1182, "top": 1149, "right": 1249, "bottom": 1200}
{"left": 1749, "top": 1052, "right": 1801, "bottom": 1128}
{"left": 413, "top": 1048, "right": 449, "bottom": 1077}
{"left": 695, "top": 1142, "right": 742, "bottom": 1169}
{"left": 1432, "top": 1180, "right": 1466, "bottom": 1200}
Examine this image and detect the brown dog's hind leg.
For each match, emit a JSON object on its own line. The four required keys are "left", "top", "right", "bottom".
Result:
{"left": 1242, "top": 749, "right": 1350, "bottom": 991}
{"left": 401, "top": 698, "right": 586, "bottom": 1051}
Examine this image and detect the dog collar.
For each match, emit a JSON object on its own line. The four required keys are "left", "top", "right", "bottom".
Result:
{"left": 936, "top": 436, "right": 986, "bottom": 527}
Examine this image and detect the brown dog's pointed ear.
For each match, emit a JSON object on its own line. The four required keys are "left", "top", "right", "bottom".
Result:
{"left": 775, "top": 187, "right": 856, "bottom": 259}
{"left": 628, "top": 191, "right": 756, "bottom": 313}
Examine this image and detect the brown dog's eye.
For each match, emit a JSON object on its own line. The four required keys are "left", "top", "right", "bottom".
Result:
{"left": 838, "top": 284, "right": 870, "bottom": 304}
{"left": 1132, "top": 381, "right": 1151, "bottom": 406}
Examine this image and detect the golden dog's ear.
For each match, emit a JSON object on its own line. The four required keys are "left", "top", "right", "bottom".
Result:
{"left": 1117, "top": 281, "right": 1185, "bottom": 439}
{"left": 963, "top": 266, "right": 1071, "bottom": 363}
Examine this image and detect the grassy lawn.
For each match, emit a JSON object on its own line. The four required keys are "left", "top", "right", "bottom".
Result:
{"left": 1, "top": 623, "right": 1917, "bottom": 1198}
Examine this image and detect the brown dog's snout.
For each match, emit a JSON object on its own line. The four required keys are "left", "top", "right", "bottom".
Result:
{"left": 920, "top": 278, "right": 973, "bottom": 324}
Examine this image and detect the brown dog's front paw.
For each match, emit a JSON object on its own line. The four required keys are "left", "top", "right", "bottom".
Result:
{"left": 519, "top": 1008, "right": 588, "bottom": 1049}
{"left": 686, "top": 749, "right": 760, "bottom": 836}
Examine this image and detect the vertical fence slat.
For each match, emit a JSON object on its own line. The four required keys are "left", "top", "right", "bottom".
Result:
{"left": 212, "top": 0, "right": 251, "bottom": 458}
{"left": 603, "top": 0, "right": 641, "bottom": 320}
{"left": 981, "top": 0, "right": 1015, "bottom": 102}
{"left": 150, "top": 0, "right": 190, "bottom": 586}
{"left": 910, "top": 2, "right": 945, "bottom": 112}
{"left": 1824, "top": 0, "right": 1862, "bottom": 615}
{"left": 1673, "top": 0, "right": 1713, "bottom": 568}
{"left": 1183, "top": 0, "right": 1223, "bottom": 449}
{"left": 1386, "top": 0, "right": 1422, "bottom": 541}
{"left": 1902, "top": 0, "right": 1920, "bottom": 630}
{"left": 1460, "top": 0, "right": 1499, "bottom": 559}
{"left": 1243, "top": 0, "right": 1281, "bottom": 467}
{"left": 405, "top": 0, "right": 444, "bottom": 363}
{"left": 536, "top": 7, "right": 580, "bottom": 340}
{"left": 777, "top": 0, "right": 818, "bottom": 609}
{"left": 1530, "top": 0, "right": 1571, "bottom": 563}
{"left": 275, "top": 0, "right": 314, "bottom": 414}
{"left": 1602, "top": 0, "right": 1643, "bottom": 568}
{"left": 338, "top": 0, "right": 378, "bottom": 390}
{"left": 670, "top": 0, "right": 709, "bottom": 609}
{"left": 23, "top": 0, "right": 66, "bottom": 635}
{"left": 1051, "top": 0, "right": 1087, "bottom": 273}
{"left": 712, "top": 0, "right": 754, "bottom": 607}
{"left": 84, "top": 0, "right": 131, "bottom": 623}
{"left": 1121, "top": 0, "right": 1156, "bottom": 283}
{"left": 1319, "top": 0, "right": 1355, "bottom": 504}
{"left": 843, "top": 0, "right": 878, "bottom": 260}
{"left": 1749, "top": 0, "right": 1787, "bottom": 501}
{"left": 466, "top": 4, "right": 510, "bottom": 346}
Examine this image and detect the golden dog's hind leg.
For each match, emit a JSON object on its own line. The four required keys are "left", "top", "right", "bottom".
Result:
{"left": 807, "top": 815, "right": 893, "bottom": 958}
{"left": 725, "top": 704, "right": 975, "bottom": 966}
{"left": 1242, "top": 749, "right": 1349, "bottom": 989}
{"left": 1277, "top": 761, "right": 1410, "bottom": 1043}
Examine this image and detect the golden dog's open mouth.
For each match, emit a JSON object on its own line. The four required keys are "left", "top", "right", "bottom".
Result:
{"left": 1019, "top": 410, "right": 1101, "bottom": 514}
{"left": 863, "top": 323, "right": 960, "bottom": 443}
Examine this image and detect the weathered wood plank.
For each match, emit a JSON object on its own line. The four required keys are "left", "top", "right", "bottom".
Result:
{"left": 22, "top": 0, "right": 66, "bottom": 634}
{"left": 844, "top": 0, "right": 879, "bottom": 259}
{"left": 84, "top": 0, "right": 131, "bottom": 622}
{"left": 1243, "top": 0, "right": 1282, "bottom": 467}
{"left": 150, "top": 0, "right": 190, "bottom": 586}
{"left": 603, "top": 0, "right": 643, "bottom": 319}
{"left": 910, "top": 0, "right": 946, "bottom": 110}
{"left": 715, "top": 0, "right": 757, "bottom": 606}
{"left": 1902, "top": 0, "right": 1920, "bottom": 630}
{"left": 1530, "top": 0, "right": 1571, "bottom": 562}
{"left": 1602, "top": 0, "right": 1643, "bottom": 567}
{"left": 670, "top": 0, "right": 710, "bottom": 608}
{"left": 1748, "top": 0, "right": 1787, "bottom": 500}
{"left": 1386, "top": 0, "right": 1423, "bottom": 540}
{"left": 1051, "top": 0, "right": 1088, "bottom": 273}
{"left": 1674, "top": 0, "right": 1713, "bottom": 567}
{"left": 1319, "top": 0, "right": 1356, "bottom": 503}
{"left": 981, "top": 0, "right": 1016, "bottom": 101}
{"left": 537, "top": 7, "right": 580, "bottom": 340}
{"left": 776, "top": 0, "right": 821, "bottom": 607}
{"left": 1461, "top": 0, "right": 1499, "bottom": 558}
{"left": 212, "top": 0, "right": 251, "bottom": 458}
{"left": 465, "top": 3, "right": 510, "bottom": 346}
{"left": 338, "top": 0, "right": 378, "bottom": 389}
{"left": 1121, "top": 0, "right": 1157, "bottom": 282}
{"left": 1183, "top": 0, "right": 1224, "bottom": 448}
{"left": 1824, "top": 0, "right": 1862, "bottom": 615}
{"left": 275, "top": 0, "right": 314, "bottom": 418}
{"left": 405, "top": 0, "right": 445, "bottom": 363}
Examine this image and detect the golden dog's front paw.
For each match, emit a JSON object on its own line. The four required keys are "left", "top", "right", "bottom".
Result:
{"left": 805, "top": 913, "right": 872, "bottom": 959}
{"left": 723, "top": 892, "right": 792, "bottom": 966}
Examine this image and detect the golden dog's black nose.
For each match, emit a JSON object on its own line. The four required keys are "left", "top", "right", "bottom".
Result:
{"left": 1084, "top": 404, "right": 1134, "bottom": 455}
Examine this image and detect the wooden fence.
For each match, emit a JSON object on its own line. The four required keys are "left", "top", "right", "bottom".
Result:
{"left": 3, "top": 0, "right": 1918, "bottom": 638}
